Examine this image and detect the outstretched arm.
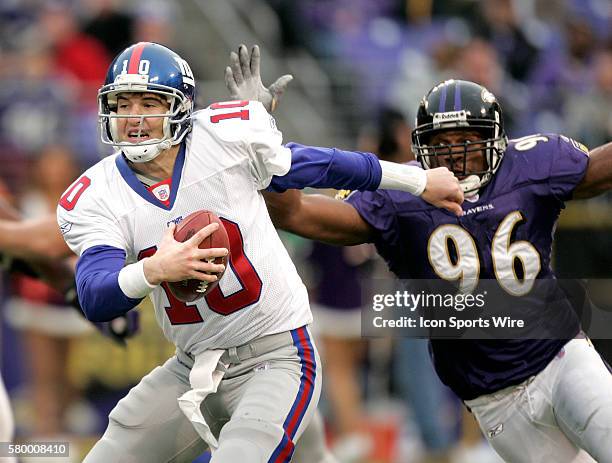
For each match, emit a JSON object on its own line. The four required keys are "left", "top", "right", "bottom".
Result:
{"left": 227, "top": 44, "right": 464, "bottom": 216}
{"left": 0, "top": 200, "right": 74, "bottom": 288}
{"left": 0, "top": 203, "right": 138, "bottom": 345}
{"left": 0, "top": 198, "right": 71, "bottom": 260}
{"left": 573, "top": 142, "right": 612, "bottom": 199}
{"left": 0, "top": 216, "right": 71, "bottom": 260}
{"left": 263, "top": 190, "right": 373, "bottom": 245}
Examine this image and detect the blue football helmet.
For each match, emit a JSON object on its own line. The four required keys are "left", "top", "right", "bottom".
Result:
{"left": 98, "top": 42, "right": 196, "bottom": 162}
{"left": 411, "top": 80, "right": 508, "bottom": 194}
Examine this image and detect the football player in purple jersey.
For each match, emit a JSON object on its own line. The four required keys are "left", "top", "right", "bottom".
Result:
{"left": 228, "top": 46, "right": 612, "bottom": 462}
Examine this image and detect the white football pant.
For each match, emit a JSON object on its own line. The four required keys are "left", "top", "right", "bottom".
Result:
{"left": 466, "top": 337, "right": 612, "bottom": 462}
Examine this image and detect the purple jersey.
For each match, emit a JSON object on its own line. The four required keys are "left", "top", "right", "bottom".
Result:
{"left": 348, "top": 134, "right": 590, "bottom": 400}
{"left": 308, "top": 242, "right": 367, "bottom": 310}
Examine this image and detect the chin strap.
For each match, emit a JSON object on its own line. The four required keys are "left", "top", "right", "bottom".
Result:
{"left": 460, "top": 174, "right": 481, "bottom": 198}
{"left": 123, "top": 138, "right": 173, "bottom": 163}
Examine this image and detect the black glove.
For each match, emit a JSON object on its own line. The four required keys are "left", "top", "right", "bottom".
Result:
{"left": 2, "top": 251, "right": 141, "bottom": 346}
{"left": 65, "top": 283, "right": 140, "bottom": 347}
{"left": 93, "top": 311, "right": 140, "bottom": 347}
{"left": 1, "top": 253, "right": 40, "bottom": 278}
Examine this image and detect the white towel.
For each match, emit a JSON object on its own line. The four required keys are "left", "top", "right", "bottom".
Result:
{"left": 177, "top": 350, "right": 227, "bottom": 450}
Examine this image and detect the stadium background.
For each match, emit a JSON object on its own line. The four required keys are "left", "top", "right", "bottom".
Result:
{"left": 0, "top": 0, "right": 610, "bottom": 461}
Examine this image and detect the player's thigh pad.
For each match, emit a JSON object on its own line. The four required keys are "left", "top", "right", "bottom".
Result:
{"left": 466, "top": 378, "right": 591, "bottom": 462}
{"left": 212, "top": 327, "right": 322, "bottom": 463}
{"left": 553, "top": 338, "right": 612, "bottom": 462}
{"left": 84, "top": 356, "right": 207, "bottom": 463}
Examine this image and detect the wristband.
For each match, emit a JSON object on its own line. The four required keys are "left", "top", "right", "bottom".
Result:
{"left": 379, "top": 161, "right": 427, "bottom": 196}
{"left": 118, "top": 260, "right": 157, "bottom": 298}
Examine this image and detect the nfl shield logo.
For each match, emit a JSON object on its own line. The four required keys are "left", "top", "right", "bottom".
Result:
{"left": 153, "top": 185, "right": 170, "bottom": 201}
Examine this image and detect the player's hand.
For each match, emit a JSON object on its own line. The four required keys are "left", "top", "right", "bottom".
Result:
{"left": 143, "top": 223, "right": 228, "bottom": 285}
{"left": 421, "top": 168, "right": 464, "bottom": 216}
{"left": 225, "top": 44, "right": 293, "bottom": 112}
{"left": 1, "top": 253, "right": 38, "bottom": 278}
{"left": 94, "top": 311, "right": 140, "bottom": 347}
{"left": 64, "top": 281, "right": 140, "bottom": 346}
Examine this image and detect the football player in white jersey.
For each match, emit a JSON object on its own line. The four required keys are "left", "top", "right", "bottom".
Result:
{"left": 56, "top": 42, "right": 463, "bottom": 463}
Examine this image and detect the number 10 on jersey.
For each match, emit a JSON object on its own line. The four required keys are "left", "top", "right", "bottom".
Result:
{"left": 138, "top": 218, "right": 263, "bottom": 325}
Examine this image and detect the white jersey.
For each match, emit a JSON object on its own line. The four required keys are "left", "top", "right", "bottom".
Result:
{"left": 57, "top": 101, "right": 312, "bottom": 354}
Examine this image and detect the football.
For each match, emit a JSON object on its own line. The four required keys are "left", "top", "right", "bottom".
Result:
{"left": 167, "top": 210, "right": 230, "bottom": 302}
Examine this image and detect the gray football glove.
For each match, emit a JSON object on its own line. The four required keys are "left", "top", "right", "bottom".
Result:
{"left": 225, "top": 44, "right": 293, "bottom": 112}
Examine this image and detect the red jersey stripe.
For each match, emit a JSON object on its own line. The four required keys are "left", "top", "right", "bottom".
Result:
{"left": 128, "top": 42, "right": 146, "bottom": 74}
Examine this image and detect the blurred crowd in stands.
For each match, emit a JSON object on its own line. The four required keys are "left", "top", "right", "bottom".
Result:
{"left": 0, "top": 0, "right": 609, "bottom": 189}
{"left": 269, "top": 0, "right": 611, "bottom": 148}
{"left": 0, "top": 0, "right": 180, "bottom": 455}
{"left": 0, "top": 0, "right": 178, "bottom": 195}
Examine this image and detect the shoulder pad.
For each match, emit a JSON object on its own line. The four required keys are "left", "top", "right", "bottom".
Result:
{"left": 202, "top": 100, "right": 275, "bottom": 144}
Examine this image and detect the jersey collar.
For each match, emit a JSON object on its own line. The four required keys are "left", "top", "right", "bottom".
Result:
{"left": 115, "top": 142, "right": 186, "bottom": 211}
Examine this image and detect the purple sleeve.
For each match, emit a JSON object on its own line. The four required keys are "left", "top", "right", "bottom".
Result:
{"left": 346, "top": 190, "right": 399, "bottom": 247}
{"left": 75, "top": 245, "right": 143, "bottom": 322}
{"left": 517, "top": 134, "right": 589, "bottom": 201}
{"left": 547, "top": 135, "right": 589, "bottom": 201}
{"left": 266, "top": 142, "right": 382, "bottom": 193}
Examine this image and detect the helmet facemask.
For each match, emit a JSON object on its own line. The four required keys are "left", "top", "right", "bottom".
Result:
{"left": 411, "top": 80, "right": 508, "bottom": 197}
{"left": 98, "top": 74, "right": 192, "bottom": 163}
{"left": 413, "top": 116, "right": 507, "bottom": 196}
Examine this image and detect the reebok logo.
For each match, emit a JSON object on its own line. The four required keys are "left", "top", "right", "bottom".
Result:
{"left": 487, "top": 423, "right": 504, "bottom": 438}
{"left": 59, "top": 222, "right": 73, "bottom": 235}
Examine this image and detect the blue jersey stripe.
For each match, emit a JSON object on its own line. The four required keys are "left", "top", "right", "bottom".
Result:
{"left": 115, "top": 142, "right": 186, "bottom": 210}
